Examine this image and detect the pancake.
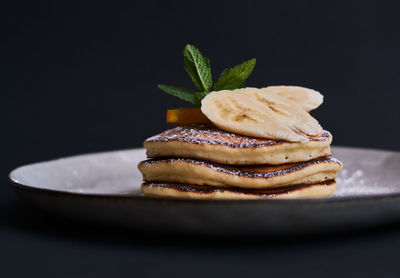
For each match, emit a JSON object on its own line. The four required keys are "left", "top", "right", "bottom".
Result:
{"left": 144, "top": 124, "right": 332, "bottom": 165}
{"left": 141, "top": 180, "right": 337, "bottom": 199}
{"left": 138, "top": 157, "right": 342, "bottom": 189}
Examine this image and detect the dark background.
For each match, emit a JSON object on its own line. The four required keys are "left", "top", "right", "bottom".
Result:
{"left": 2, "top": 1, "right": 400, "bottom": 277}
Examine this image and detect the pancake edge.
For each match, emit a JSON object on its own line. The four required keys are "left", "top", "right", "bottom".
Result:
{"left": 138, "top": 157, "right": 343, "bottom": 189}
{"left": 141, "top": 180, "right": 337, "bottom": 199}
{"left": 145, "top": 138, "right": 332, "bottom": 165}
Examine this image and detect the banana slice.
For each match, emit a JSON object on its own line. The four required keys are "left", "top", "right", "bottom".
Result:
{"left": 200, "top": 87, "right": 323, "bottom": 143}
{"left": 263, "top": 86, "right": 323, "bottom": 111}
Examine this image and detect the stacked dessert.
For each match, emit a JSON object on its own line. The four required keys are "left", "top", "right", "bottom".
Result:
{"left": 138, "top": 86, "right": 342, "bottom": 199}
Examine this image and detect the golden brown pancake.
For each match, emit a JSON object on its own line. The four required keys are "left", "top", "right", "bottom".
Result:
{"left": 141, "top": 180, "right": 337, "bottom": 199}
{"left": 144, "top": 124, "right": 332, "bottom": 165}
{"left": 138, "top": 157, "right": 342, "bottom": 189}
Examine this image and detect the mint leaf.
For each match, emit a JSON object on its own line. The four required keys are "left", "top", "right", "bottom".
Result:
{"left": 183, "top": 44, "right": 213, "bottom": 92}
{"left": 213, "top": 58, "right": 256, "bottom": 91}
{"left": 158, "top": 45, "right": 258, "bottom": 107}
{"left": 217, "top": 68, "right": 229, "bottom": 80}
{"left": 157, "top": 84, "right": 195, "bottom": 105}
{"left": 193, "top": 92, "right": 209, "bottom": 106}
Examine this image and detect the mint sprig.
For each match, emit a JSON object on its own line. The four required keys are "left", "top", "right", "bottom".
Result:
{"left": 193, "top": 92, "right": 209, "bottom": 106}
{"left": 158, "top": 44, "right": 256, "bottom": 106}
{"left": 183, "top": 45, "right": 213, "bottom": 92}
{"left": 157, "top": 85, "right": 196, "bottom": 104}
{"left": 213, "top": 58, "right": 256, "bottom": 91}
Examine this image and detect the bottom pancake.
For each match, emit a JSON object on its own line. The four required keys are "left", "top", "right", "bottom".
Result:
{"left": 141, "top": 180, "right": 337, "bottom": 200}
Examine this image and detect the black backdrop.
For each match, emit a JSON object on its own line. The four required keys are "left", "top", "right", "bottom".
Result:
{"left": 3, "top": 1, "right": 400, "bottom": 203}
{"left": 4, "top": 0, "right": 400, "bottom": 201}
{"left": 2, "top": 1, "right": 400, "bottom": 277}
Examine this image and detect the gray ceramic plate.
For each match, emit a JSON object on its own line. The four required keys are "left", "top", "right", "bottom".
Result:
{"left": 9, "top": 146, "right": 400, "bottom": 235}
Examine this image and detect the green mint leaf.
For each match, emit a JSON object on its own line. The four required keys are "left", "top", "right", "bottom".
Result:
{"left": 217, "top": 68, "right": 229, "bottom": 80}
{"left": 157, "top": 84, "right": 195, "bottom": 105}
{"left": 213, "top": 58, "right": 256, "bottom": 91}
{"left": 193, "top": 92, "right": 209, "bottom": 107}
{"left": 183, "top": 44, "right": 213, "bottom": 92}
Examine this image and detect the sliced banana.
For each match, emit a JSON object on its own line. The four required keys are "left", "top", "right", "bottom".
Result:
{"left": 262, "top": 86, "right": 323, "bottom": 111}
{"left": 200, "top": 87, "right": 323, "bottom": 142}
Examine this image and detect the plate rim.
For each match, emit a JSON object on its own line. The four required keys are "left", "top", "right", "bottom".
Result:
{"left": 8, "top": 146, "right": 400, "bottom": 205}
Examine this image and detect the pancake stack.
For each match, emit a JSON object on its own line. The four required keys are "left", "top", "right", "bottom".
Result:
{"left": 138, "top": 124, "right": 342, "bottom": 199}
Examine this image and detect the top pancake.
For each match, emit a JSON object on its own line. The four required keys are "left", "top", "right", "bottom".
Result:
{"left": 144, "top": 124, "right": 332, "bottom": 165}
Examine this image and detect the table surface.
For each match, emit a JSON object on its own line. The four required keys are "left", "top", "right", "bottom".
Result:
{"left": 2, "top": 182, "right": 400, "bottom": 278}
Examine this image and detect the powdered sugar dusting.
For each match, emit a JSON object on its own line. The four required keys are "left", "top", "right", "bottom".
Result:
{"left": 335, "top": 169, "right": 379, "bottom": 196}
{"left": 145, "top": 124, "right": 331, "bottom": 148}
